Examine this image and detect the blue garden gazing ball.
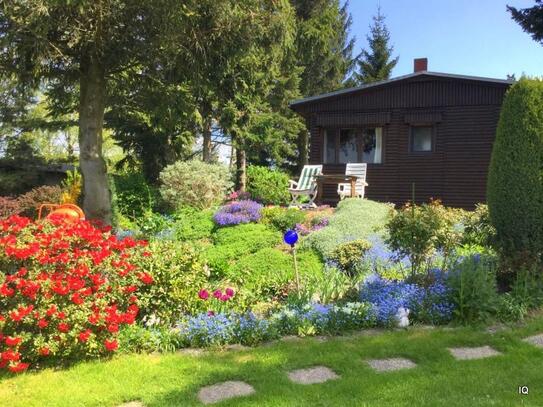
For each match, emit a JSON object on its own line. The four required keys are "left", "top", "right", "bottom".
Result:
{"left": 283, "top": 230, "right": 298, "bottom": 246}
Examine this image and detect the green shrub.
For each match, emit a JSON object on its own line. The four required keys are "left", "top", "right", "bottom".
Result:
{"left": 159, "top": 160, "right": 233, "bottom": 210}
{"left": 135, "top": 240, "right": 207, "bottom": 324}
{"left": 172, "top": 207, "right": 215, "bottom": 241}
{"left": 113, "top": 172, "right": 158, "bottom": 219}
{"left": 302, "top": 199, "right": 391, "bottom": 258}
{"left": 261, "top": 206, "right": 306, "bottom": 232}
{"left": 386, "top": 201, "right": 464, "bottom": 274}
{"left": 203, "top": 224, "right": 281, "bottom": 276}
{"left": 487, "top": 78, "right": 543, "bottom": 266}
{"left": 446, "top": 255, "right": 498, "bottom": 324}
{"left": 330, "top": 239, "right": 372, "bottom": 276}
{"left": 137, "top": 211, "right": 173, "bottom": 238}
{"left": 227, "top": 248, "right": 323, "bottom": 303}
{"left": 462, "top": 204, "right": 496, "bottom": 249}
{"left": 246, "top": 165, "right": 290, "bottom": 205}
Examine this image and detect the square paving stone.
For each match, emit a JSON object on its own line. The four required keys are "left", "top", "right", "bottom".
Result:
{"left": 287, "top": 366, "right": 339, "bottom": 384}
{"left": 198, "top": 381, "right": 255, "bottom": 405}
{"left": 448, "top": 346, "right": 501, "bottom": 360}
{"left": 366, "top": 358, "right": 417, "bottom": 372}
{"left": 523, "top": 334, "right": 543, "bottom": 348}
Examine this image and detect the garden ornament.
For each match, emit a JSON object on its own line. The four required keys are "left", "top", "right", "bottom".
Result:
{"left": 396, "top": 307, "right": 410, "bottom": 328}
{"left": 283, "top": 230, "right": 300, "bottom": 295}
{"left": 38, "top": 203, "right": 85, "bottom": 222}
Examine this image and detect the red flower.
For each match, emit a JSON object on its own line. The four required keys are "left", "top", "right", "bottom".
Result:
{"left": 0, "top": 284, "right": 14, "bottom": 297}
{"left": 57, "top": 311, "right": 66, "bottom": 320}
{"left": 46, "top": 305, "right": 57, "bottom": 317}
{"left": 104, "top": 339, "right": 118, "bottom": 352}
{"left": 1, "top": 349, "right": 20, "bottom": 361}
{"left": 8, "top": 362, "right": 30, "bottom": 373}
{"left": 71, "top": 293, "right": 84, "bottom": 305}
{"left": 138, "top": 272, "right": 153, "bottom": 285}
{"left": 78, "top": 330, "right": 91, "bottom": 342}
{"left": 37, "top": 319, "right": 49, "bottom": 329}
{"left": 5, "top": 336, "right": 22, "bottom": 347}
{"left": 124, "top": 285, "right": 137, "bottom": 294}
{"left": 107, "top": 323, "right": 119, "bottom": 333}
{"left": 57, "top": 322, "right": 70, "bottom": 333}
{"left": 198, "top": 289, "right": 209, "bottom": 300}
{"left": 39, "top": 347, "right": 50, "bottom": 356}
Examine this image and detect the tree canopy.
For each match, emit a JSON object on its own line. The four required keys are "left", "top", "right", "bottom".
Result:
{"left": 352, "top": 8, "right": 398, "bottom": 84}
{"left": 508, "top": 1, "right": 543, "bottom": 44}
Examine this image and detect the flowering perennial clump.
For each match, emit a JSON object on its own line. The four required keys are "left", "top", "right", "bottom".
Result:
{"left": 0, "top": 215, "right": 152, "bottom": 373}
{"left": 294, "top": 218, "right": 329, "bottom": 236}
{"left": 359, "top": 272, "right": 454, "bottom": 326}
{"left": 177, "top": 312, "right": 275, "bottom": 347}
{"left": 213, "top": 200, "right": 263, "bottom": 226}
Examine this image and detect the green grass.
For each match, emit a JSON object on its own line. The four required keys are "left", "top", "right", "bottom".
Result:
{"left": 3, "top": 314, "right": 543, "bottom": 406}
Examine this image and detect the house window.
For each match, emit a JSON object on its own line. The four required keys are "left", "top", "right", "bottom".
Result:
{"left": 339, "top": 129, "right": 358, "bottom": 163}
{"left": 323, "top": 127, "right": 383, "bottom": 164}
{"left": 410, "top": 126, "right": 433, "bottom": 152}
{"left": 361, "top": 128, "right": 382, "bottom": 164}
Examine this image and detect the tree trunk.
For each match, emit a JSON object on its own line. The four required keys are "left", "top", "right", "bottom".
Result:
{"left": 236, "top": 148, "right": 247, "bottom": 191}
{"left": 79, "top": 56, "right": 112, "bottom": 224}
{"left": 297, "top": 128, "right": 309, "bottom": 172}
{"left": 202, "top": 115, "right": 213, "bottom": 162}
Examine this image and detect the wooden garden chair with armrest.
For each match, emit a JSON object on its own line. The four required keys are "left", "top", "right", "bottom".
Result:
{"left": 288, "top": 165, "right": 323, "bottom": 208}
{"left": 337, "top": 163, "right": 368, "bottom": 199}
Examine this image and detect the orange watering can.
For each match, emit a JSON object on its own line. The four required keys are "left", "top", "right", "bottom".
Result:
{"left": 38, "top": 203, "right": 85, "bottom": 221}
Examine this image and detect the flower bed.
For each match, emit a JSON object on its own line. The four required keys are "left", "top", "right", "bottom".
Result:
{"left": 213, "top": 200, "right": 263, "bottom": 226}
{"left": 0, "top": 215, "right": 151, "bottom": 373}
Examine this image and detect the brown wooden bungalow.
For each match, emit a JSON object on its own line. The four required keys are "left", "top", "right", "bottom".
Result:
{"left": 290, "top": 58, "right": 513, "bottom": 209}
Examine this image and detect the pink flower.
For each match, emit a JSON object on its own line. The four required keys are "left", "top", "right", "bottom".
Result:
{"left": 213, "top": 289, "right": 222, "bottom": 299}
{"left": 207, "top": 310, "right": 215, "bottom": 316}
{"left": 198, "top": 289, "right": 209, "bottom": 300}
{"left": 220, "top": 294, "right": 230, "bottom": 302}
{"left": 225, "top": 287, "right": 235, "bottom": 297}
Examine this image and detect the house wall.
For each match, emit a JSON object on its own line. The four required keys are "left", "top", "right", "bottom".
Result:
{"left": 295, "top": 76, "right": 509, "bottom": 208}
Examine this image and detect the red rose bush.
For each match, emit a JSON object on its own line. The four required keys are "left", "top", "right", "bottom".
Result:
{"left": 0, "top": 215, "right": 152, "bottom": 373}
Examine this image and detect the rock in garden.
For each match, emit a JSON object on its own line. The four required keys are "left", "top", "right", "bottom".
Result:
{"left": 197, "top": 381, "right": 255, "bottom": 405}
{"left": 287, "top": 366, "right": 339, "bottom": 384}
{"left": 366, "top": 358, "right": 417, "bottom": 372}
{"left": 448, "top": 346, "right": 501, "bottom": 360}
{"left": 523, "top": 333, "right": 543, "bottom": 348}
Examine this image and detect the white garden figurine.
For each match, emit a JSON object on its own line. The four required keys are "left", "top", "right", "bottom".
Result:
{"left": 396, "top": 307, "right": 410, "bottom": 328}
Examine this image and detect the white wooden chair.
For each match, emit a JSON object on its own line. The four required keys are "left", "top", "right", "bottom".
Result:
{"left": 288, "top": 165, "right": 322, "bottom": 208}
{"left": 337, "top": 163, "right": 368, "bottom": 199}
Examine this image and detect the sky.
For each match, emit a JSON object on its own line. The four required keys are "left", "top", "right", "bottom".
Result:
{"left": 346, "top": 0, "right": 543, "bottom": 79}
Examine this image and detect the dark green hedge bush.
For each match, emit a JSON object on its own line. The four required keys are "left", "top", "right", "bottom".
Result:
{"left": 246, "top": 165, "right": 290, "bottom": 205}
{"left": 487, "top": 78, "right": 543, "bottom": 265}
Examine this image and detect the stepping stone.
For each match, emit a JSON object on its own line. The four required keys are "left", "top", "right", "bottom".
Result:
{"left": 287, "top": 366, "right": 339, "bottom": 385}
{"left": 178, "top": 348, "right": 205, "bottom": 357}
{"left": 448, "top": 346, "right": 501, "bottom": 360}
{"left": 224, "top": 344, "right": 249, "bottom": 352}
{"left": 198, "top": 381, "right": 255, "bottom": 405}
{"left": 366, "top": 358, "right": 417, "bottom": 372}
{"left": 116, "top": 402, "right": 144, "bottom": 407}
{"left": 523, "top": 333, "right": 543, "bottom": 348}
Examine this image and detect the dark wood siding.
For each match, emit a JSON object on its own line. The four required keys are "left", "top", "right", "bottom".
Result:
{"left": 293, "top": 75, "right": 509, "bottom": 209}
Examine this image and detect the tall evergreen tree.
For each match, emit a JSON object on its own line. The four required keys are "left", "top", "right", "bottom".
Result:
{"left": 292, "top": 0, "right": 356, "bottom": 169}
{"left": 353, "top": 8, "right": 399, "bottom": 84}
{"left": 508, "top": 1, "right": 543, "bottom": 44}
{"left": 0, "top": 0, "right": 190, "bottom": 223}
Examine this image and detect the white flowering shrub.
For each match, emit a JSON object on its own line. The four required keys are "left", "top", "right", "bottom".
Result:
{"left": 159, "top": 160, "right": 233, "bottom": 210}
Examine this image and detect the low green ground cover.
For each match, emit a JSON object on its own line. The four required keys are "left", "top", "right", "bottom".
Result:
{"left": 2, "top": 313, "right": 543, "bottom": 406}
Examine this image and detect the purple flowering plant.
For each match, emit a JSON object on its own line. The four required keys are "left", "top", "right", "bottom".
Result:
{"left": 213, "top": 199, "right": 263, "bottom": 226}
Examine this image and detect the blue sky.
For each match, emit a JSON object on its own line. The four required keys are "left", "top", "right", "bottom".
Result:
{"left": 346, "top": 0, "right": 543, "bottom": 79}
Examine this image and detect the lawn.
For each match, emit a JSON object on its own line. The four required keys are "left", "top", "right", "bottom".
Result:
{"left": 2, "top": 314, "right": 543, "bottom": 407}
